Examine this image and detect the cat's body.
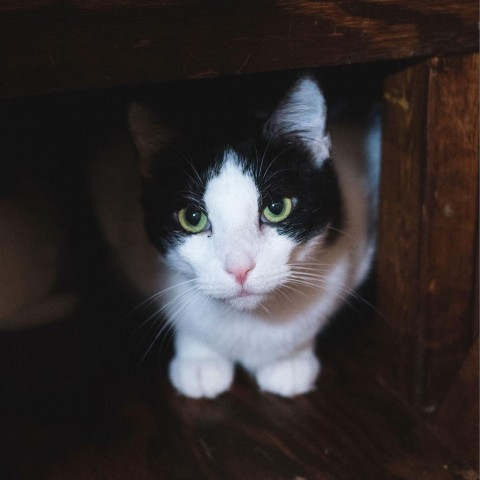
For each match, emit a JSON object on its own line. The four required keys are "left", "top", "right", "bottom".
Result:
{"left": 92, "top": 74, "right": 379, "bottom": 398}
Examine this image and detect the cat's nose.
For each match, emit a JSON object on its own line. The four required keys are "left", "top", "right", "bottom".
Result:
{"left": 225, "top": 262, "right": 255, "bottom": 285}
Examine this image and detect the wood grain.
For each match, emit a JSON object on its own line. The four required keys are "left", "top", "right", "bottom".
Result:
{"left": 421, "top": 54, "right": 479, "bottom": 408}
{"left": 0, "top": 0, "right": 477, "bottom": 98}
{"left": 377, "top": 54, "right": 479, "bottom": 415}
{"left": 377, "top": 60, "right": 429, "bottom": 408}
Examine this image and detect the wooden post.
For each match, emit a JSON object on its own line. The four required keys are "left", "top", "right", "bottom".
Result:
{"left": 377, "top": 53, "right": 478, "bottom": 425}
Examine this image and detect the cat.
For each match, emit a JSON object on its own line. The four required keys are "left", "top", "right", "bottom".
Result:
{"left": 92, "top": 74, "right": 378, "bottom": 398}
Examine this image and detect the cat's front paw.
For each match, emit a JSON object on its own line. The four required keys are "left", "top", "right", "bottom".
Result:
{"left": 256, "top": 350, "right": 320, "bottom": 397}
{"left": 169, "top": 357, "right": 234, "bottom": 399}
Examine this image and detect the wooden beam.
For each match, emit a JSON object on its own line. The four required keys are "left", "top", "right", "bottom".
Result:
{"left": 421, "top": 54, "right": 479, "bottom": 409}
{"left": 377, "top": 59, "right": 428, "bottom": 408}
{"left": 377, "top": 53, "right": 479, "bottom": 414}
{"left": 0, "top": 0, "right": 477, "bottom": 98}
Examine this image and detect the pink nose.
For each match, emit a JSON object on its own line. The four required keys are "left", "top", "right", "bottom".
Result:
{"left": 226, "top": 263, "right": 255, "bottom": 285}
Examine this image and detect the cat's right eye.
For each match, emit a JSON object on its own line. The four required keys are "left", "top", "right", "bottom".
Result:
{"left": 178, "top": 206, "right": 209, "bottom": 234}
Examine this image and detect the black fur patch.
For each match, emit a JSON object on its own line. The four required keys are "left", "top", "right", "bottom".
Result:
{"left": 141, "top": 135, "right": 343, "bottom": 254}
{"left": 138, "top": 79, "right": 343, "bottom": 254}
{"left": 234, "top": 137, "right": 343, "bottom": 244}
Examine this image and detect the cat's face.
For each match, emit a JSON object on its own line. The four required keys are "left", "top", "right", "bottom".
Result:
{"left": 130, "top": 76, "right": 343, "bottom": 311}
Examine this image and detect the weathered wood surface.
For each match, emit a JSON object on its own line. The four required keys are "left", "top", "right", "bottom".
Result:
{"left": 0, "top": 0, "right": 478, "bottom": 98}
{"left": 421, "top": 54, "right": 479, "bottom": 408}
{"left": 377, "top": 54, "right": 479, "bottom": 415}
{"left": 377, "top": 59, "right": 428, "bottom": 409}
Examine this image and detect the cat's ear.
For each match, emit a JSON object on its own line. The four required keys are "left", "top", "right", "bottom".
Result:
{"left": 264, "top": 76, "right": 331, "bottom": 165}
{"left": 128, "top": 103, "right": 171, "bottom": 178}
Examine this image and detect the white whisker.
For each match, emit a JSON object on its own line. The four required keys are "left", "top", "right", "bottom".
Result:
{"left": 125, "top": 278, "right": 197, "bottom": 321}
{"left": 261, "top": 144, "right": 294, "bottom": 184}
{"left": 140, "top": 286, "right": 205, "bottom": 362}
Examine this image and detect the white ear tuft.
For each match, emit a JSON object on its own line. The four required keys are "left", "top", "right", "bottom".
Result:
{"left": 264, "top": 76, "right": 331, "bottom": 164}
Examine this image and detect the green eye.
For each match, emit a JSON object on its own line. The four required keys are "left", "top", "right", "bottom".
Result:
{"left": 178, "top": 206, "right": 209, "bottom": 233}
{"left": 263, "top": 197, "right": 293, "bottom": 223}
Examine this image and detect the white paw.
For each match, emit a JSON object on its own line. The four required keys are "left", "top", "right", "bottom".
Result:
{"left": 256, "top": 351, "right": 320, "bottom": 397}
{"left": 168, "top": 357, "right": 234, "bottom": 399}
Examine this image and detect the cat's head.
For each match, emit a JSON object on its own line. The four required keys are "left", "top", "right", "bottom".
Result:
{"left": 129, "top": 75, "right": 342, "bottom": 311}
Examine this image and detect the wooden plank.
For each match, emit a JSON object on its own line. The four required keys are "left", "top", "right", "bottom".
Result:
{"left": 377, "top": 54, "right": 479, "bottom": 416}
{"left": 377, "top": 61, "right": 429, "bottom": 408}
{"left": 421, "top": 54, "right": 479, "bottom": 409}
{"left": 0, "top": 0, "right": 478, "bottom": 98}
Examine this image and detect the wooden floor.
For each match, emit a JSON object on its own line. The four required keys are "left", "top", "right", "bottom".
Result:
{"left": 1, "top": 296, "right": 476, "bottom": 480}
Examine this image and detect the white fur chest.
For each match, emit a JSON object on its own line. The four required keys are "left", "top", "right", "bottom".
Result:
{"left": 163, "top": 254, "right": 350, "bottom": 371}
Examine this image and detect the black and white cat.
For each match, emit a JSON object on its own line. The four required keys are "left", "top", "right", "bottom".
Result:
{"left": 93, "top": 74, "right": 378, "bottom": 398}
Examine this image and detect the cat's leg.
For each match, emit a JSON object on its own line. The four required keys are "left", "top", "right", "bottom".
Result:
{"left": 169, "top": 331, "right": 234, "bottom": 399}
{"left": 255, "top": 345, "right": 320, "bottom": 397}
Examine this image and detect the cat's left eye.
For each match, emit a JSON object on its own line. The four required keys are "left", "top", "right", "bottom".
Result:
{"left": 178, "top": 206, "right": 209, "bottom": 233}
{"left": 262, "top": 197, "right": 293, "bottom": 223}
